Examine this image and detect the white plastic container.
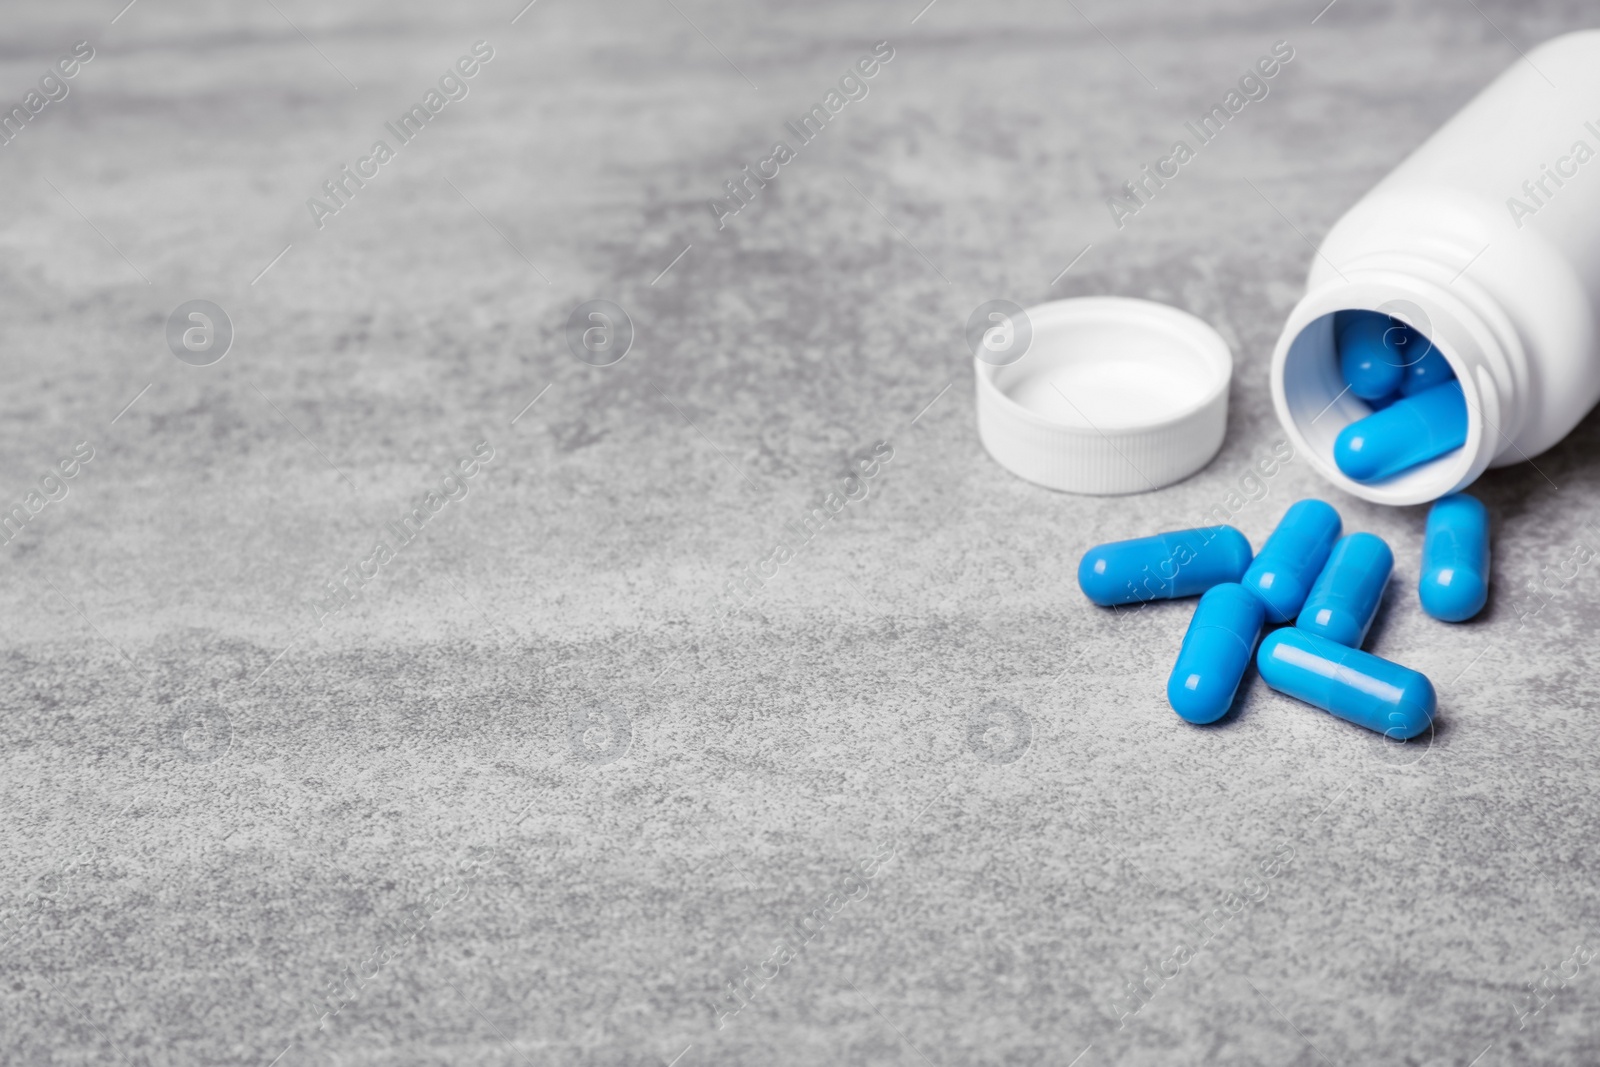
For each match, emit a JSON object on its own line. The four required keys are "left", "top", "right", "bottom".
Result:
{"left": 1271, "top": 30, "right": 1600, "bottom": 505}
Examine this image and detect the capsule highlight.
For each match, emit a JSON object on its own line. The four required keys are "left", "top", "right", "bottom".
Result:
{"left": 1257, "top": 628, "right": 1436, "bottom": 740}
{"left": 1334, "top": 380, "right": 1468, "bottom": 483}
{"left": 1397, "top": 342, "right": 1455, "bottom": 397}
{"left": 1168, "top": 583, "right": 1266, "bottom": 724}
{"left": 1241, "top": 499, "right": 1342, "bottom": 623}
{"left": 1419, "top": 492, "right": 1489, "bottom": 622}
{"left": 1336, "top": 311, "right": 1405, "bottom": 400}
{"left": 1297, "top": 532, "right": 1394, "bottom": 647}
{"left": 1077, "top": 525, "right": 1253, "bottom": 607}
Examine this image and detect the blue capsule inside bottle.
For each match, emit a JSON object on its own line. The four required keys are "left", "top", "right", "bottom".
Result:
{"left": 1397, "top": 342, "right": 1456, "bottom": 397}
{"left": 1256, "top": 628, "right": 1436, "bottom": 740}
{"left": 1419, "top": 492, "right": 1489, "bottom": 622}
{"left": 1366, "top": 391, "right": 1400, "bottom": 412}
{"left": 1168, "top": 583, "right": 1266, "bottom": 724}
{"left": 1296, "top": 532, "right": 1393, "bottom": 647}
{"left": 1077, "top": 525, "right": 1253, "bottom": 607}
{"left": 1241, "top": 499, "right": 1342, "bottom": 623}
{"left": 1334, "top": 380, "right": 1468, "bottom": 483}
{"left": 1336, "top": 310, "right": 1406, "bottom": 400}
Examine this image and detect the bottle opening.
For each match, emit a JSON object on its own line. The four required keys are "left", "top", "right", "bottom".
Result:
{"left": 1273, "top": 294, "right": 1490, "bottom": 506}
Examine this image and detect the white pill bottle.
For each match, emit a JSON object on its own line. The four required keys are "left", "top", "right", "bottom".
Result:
{"left": 1271, "top": 30, "right": 1600, "bottom": 505}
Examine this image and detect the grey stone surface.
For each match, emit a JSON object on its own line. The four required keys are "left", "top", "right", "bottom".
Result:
{"left": 2, "top": 1, "right": 1598, "bottom": 1064}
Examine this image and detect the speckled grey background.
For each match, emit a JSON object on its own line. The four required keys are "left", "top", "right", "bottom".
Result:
{"left": 2, "top": 1, "right": 1598, "bottom": 1064}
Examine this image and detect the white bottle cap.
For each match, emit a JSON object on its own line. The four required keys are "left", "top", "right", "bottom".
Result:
{"left": 973, "top": 296, "right": 1232, "bottom": 495}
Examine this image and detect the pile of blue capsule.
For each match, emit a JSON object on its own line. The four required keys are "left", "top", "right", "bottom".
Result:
{"left": 1077, "top": 493, "right": 1491, "bottom": 739}
{"left": 1331, "top": 311, "right": 1467, "bottom": 483}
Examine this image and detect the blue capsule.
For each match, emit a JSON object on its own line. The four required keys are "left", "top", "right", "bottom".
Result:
{"left": 1337, "top": 311, "right": 1406, "bottom": 400}
{"left": 1397, "top": 342, "right": 1455, "bottom": 397}
{"left": 1077, "top": 526, "right": 1253, "bottom": 607}
{"left": 1366, "top": 390, "right": 1400, "bottom": 412}
{"left": 1168, "top": 583, "right": 1266, "bottom": 724}
{"left": 1257, "top": 628, "right": 1435, "bottom": 739}
{"left": 1419, "top": 492, "right": 1489, "bottom": 622}
{"left": 1296, "top": 532, "right": 1393, "bottom": 647}
{"left": 1241, "top": 499, "right": 1342, "bottom": 623}
{"left": 1334, "top": 380, "right": 1468, "bottom": 483}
